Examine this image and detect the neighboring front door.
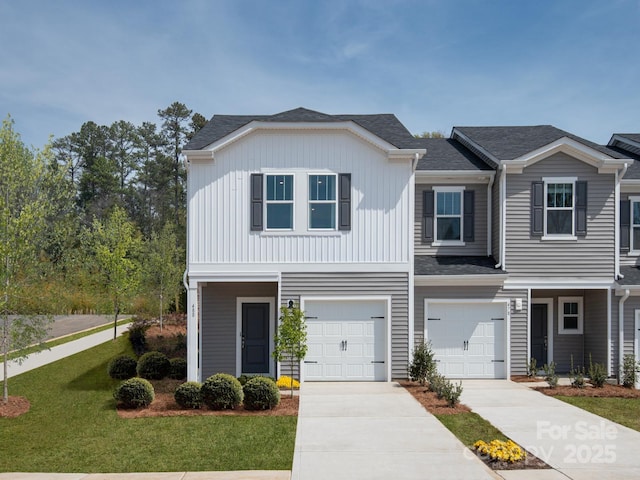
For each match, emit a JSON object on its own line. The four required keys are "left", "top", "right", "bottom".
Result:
{"left": 242, "top": 303, "right": 270, "bottom": 374}
{"left": 531, "top": 304, "right": 548, "bottom": 367}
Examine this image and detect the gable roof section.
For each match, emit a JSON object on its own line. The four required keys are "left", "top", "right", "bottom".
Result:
{"left": 414, "top": 138, "right": 493, "bottom": 172}
{"left": 185, "top": 107, "right": 419, "bottom": 150}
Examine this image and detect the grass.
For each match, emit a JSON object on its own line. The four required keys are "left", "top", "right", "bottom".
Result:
{"left": 435, "top": 412, "right": 509, "bottom": 446}
{"left": 0, "top": 334, "right": 297, "bottom": 472}
{"left": 555, "top": 396, "right": 640, "bottom": 432}
{"left": 7, "top": 317, "right": 132, "bottom": 361}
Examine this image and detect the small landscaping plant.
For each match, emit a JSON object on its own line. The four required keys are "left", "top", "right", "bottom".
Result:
{"left": 276, "top": 376, "right": 300, "bottom": 390}
{"left": 237, "top": 374, "right": 276, "bottom": 386}
{"left": 128, "top": 317, "right": 151, "bottom": 356}
{"left": 174, "top": 381, "right": 202, "bottom": 409}
{"left": 588, "top": 354, "right": 607, "bottom": 388}
{"left": 474, "top": 439, "right": 526, "bottom": 464}
{"left": 622, "top": 354, "right": 640, "bottom": 388}
{"left": 408, "top": 341, "right": 437, "bottom": 386}
{"left": 136, "top": 351, "right": 171, "bottom": 380}
{"left": 570, "top": 355, "right": 586, "bottom": 389}
{"left": 201, "top": 373, "right": 244, "bottom": 410}
{"left": 243, "top": 377, "right": 281, "bottom": 410}
{"left": 543, "top": 362, "right": 558, "bottom": 388}
{"left": 107, "top": 355, "right": 137, "bottom": 380}
{"left": 427, "top": 371, "right": 462, "bottom": 407}
{"left": 114, "top": 377, "right": 155, "bottom": 408}
{"left": 526, "top": 357, "right": 537, "bottom": 378}
{"left": 169, "top": 358, "right": 187, "bottom": 380}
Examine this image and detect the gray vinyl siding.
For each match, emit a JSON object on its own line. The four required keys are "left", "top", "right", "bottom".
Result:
{"left": 584, "top": 290, "right": 608, "bottom": 368}
{"left": 281, "top": 272, "right": 409, "bottom": 379}
{"left": 201, "top": 282, "right": 277, "bottom": 380}
{"left": 414, "top": 286, "right": 529, "bottom": 375}
{"left": 414, "top": 184, "right": 487, "bottom": 256}
{"left": 492, "top": 175, "right": 501, "bottom": 263}
{"left": 620, "top": 192, "right": 640, "bottom": 266}
{"left": 505, "top": 153, "right": 615, "bottom": 277}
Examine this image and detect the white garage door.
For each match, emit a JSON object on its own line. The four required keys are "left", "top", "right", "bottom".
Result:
{"left": 303, "top": 300, "right": 387, "bottom": 381}
{"left": 426, "top": 302, "right": 506, "bottom": 379}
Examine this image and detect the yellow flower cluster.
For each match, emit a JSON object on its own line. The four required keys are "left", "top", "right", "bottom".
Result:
{"left": 473, "top": 439, "right": 526, "bottom": 463}
{"left": 276, "top": 376, "right": 300, "bottom": 389}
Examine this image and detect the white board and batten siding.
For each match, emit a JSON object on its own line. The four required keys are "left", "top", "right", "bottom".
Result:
{"left": 188, "top": 129, "right": 413, "bottom": 266}
{"left": 505, "top": 153, "right": 615, "bottom": 277}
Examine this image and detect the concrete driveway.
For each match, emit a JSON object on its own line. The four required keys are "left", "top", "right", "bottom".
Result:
{"left": 291, "top": 382, "right": 497, "bottom": 480}
{"left": 461, "top": 380, "right": 640, "bottom": 480}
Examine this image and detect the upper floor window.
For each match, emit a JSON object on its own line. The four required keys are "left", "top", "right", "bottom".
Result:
{"left": 532, "top": 177, "right": 586, "bottom": 239}
{"left": 434, "top": 186, "right": 464, "bottom": 243}
{"left": 631, "top": 197, "right": 640, "bottom": 251}
{"left": 266, "top": 174, "right": 293, "bottom": 229}
{"left": 545, "top": 180, "right": 574, "bottom": 235}
{"left": 558, "top": 297, "right": 583, "bottom": 334}
{"left": 309, "top": 174, "right": 336, "bottom": 229}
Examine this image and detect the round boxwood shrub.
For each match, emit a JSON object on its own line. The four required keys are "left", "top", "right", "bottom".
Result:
{"left": 201, "top": 373, "right": 244, "bottom": 410}
{"left": 137, "top": 351, "right": 171, "bottom": 379}
{"left": 169, "top": 358, "right": 188, "bottom": 380}
{"left": 113, "top": 377, "right": 155, "bottom": 408}
{"left": 174, "top": 381, "right": 202, "bottom": 409}
{"left": 243, "top": 376, "right": 281, "bottom": 410}
{"left": 107, "top": 355, "right": 138, "bottom": 380}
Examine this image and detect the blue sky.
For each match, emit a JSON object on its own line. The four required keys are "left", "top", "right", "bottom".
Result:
{"left": 1, "top": 0, "right": 638, "bottom": 149}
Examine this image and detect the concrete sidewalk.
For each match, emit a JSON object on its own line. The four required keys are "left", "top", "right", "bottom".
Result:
{"left": 291, "top": 382, "right": 497, "bottom": 480}
{"left": 461, "top": 380, "right": 640, "bottom": 480}
{"left": 5, "top": 322, "right": 131, "bottom": 379}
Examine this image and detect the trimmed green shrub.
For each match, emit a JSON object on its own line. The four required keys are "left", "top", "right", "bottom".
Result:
{"left": 243, "top": 377, "right": 281, "bottom": 410}
{"left": 137, "top": 351, "right": 171, "bottom": 380}
{"left": 169, "top": 358, "right": 188, "bottom": 380}
{"left": 201, "top": 373, "right": 243, "bottom": 410}
{"left": 107, "top": 355, "right": 137, "bottom": 380}
{"left": 237, "top": 374, "right": 275, "bottom": 386}
{"left": 174, "top": 381, "right": 202, "bottom": 409}
{"left": 113, "top": 377, "right": 155, "bottom": 408}
{"left": 408, "top": 341, "right": 437, "bottom": 386}
{"left": 128, "top": 317, "right": 150, "bottom": 356}
{"left": 622, "top": 354, "right": 640, "bottom": 388}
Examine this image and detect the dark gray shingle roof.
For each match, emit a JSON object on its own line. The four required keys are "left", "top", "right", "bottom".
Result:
{"left": 185, "top": 107, "right": 417, "bottom": 150}
{"left": 613, "top": 134, "right": 640, "bottom": 144}
{"left": 618, "top": 266, "right": 640, "bottom": 286}
{"left": 414, "top": 256, "right": 505, "bottom": 276}
{"left": 455, "top": 125, "right": 627, "bottom": 161}
{"left": 608, "top": 146, "right": 640, "bottom": 179}
{"left": 415, "top": 138, "right": 493, "bottom": 171}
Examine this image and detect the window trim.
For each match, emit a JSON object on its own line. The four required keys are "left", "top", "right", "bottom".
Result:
{"left": 308, "top": 173, "right": 338, "bottom": 231}
{"left": 558, "top": 296, "right": 583, "bottom": 335}
{"left": 630, "top": 196, "right": 640, "bottom": 253}
{"left": 543, "top": 177, "right": 577, "bottom": 239}
{"left": 432, "top": 186, "right": 465, "bottom": 246}
{"left": 264, "top": 174, "right": 295, "bottom": 231}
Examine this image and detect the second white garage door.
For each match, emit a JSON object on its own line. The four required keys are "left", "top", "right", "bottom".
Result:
{"left": 303, "top": 299, "right": 387, "bottom": 381}
{"left": 426, "top": 302, "right": 506, "bottom": 379}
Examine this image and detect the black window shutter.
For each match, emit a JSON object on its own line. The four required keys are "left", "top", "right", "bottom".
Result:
{"left": 250, "top": 173, "right": 263, "bottom": 231}
{"left": 422, "top": 190, "right": 434, "bottom": 242}
{"left": 531, "top": 181, "right": 544, "bottom": 236}
{"left": 338, "top": 173, "right": 351, "bottom": 231}
{"left": 620, "top": 199, "right": 630, "bottom": 252}
{"left": 575, "top": 181, "right": 587, "bottom": 236}
{"left": 463, "top": 190, "right": 475, "bottom": 242}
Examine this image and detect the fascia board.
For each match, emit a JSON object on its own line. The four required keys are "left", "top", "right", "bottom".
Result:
{"left": 451, "top": 129, "right": 501, "bottom": 167}
{"left": 609, "top": 134, "right": 640, "bottom": 151}
{"left": 415, "top": 275, "right": 507, "bottom": 286}
{"left": 415, "top": 170, "right": 495, "bottom": 184}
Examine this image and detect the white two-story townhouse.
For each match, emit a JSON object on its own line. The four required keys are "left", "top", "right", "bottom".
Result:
{"left": 182, "top": 108, "right": 425, "bottom": 382}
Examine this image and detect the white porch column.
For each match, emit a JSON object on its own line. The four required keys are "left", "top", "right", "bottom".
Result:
{"left": 187, "top": 284, "right": 199, "bottom": 381}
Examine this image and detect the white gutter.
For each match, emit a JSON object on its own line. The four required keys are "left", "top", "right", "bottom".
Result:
{"left": 487, "top": 173, "right": 495, "bottom": 257}
{"left": 618, "top": 289, "right": 630, "bottom": 382}
{"left": 495, "top": 164, "right": 506, "bottom": 270}
{"left": 615, "top": 163, "right": 629, "bottom": 279}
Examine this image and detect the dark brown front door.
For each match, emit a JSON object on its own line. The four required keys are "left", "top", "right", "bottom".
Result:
{"left": 242, "top": 303, "right": 270, "bottom": 374}
{"left": 531, "top": 304, "right": 548, "bottom": 367}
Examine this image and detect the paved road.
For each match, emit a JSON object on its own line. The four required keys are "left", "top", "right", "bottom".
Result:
{"left": 47, "top": 314, "right": 126, "bottom": 340}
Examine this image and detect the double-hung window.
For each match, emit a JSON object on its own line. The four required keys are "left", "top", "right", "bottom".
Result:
{"left": 266, "top": 174, "right": 294, "bottom": 229}
{"left": 308, "top": 174, "right": 337, "bottom": 229}
{"left": 434, "top": 186, "right": 464, "bottom": 243}
{"left": 558, "top": 297, "right": 583, "bottom": 334}
{"left": 630, "top": 197, "right": 640, "bottom": 252}
{"left": 545, "top": 178, "right": 575, "bottom": 236}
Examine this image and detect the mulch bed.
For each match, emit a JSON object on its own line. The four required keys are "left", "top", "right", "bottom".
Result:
{"left": 0, "top": 396, "right": 30, "bottom": 418}
{"left": 534, "top": 383, "right": 640, "bottom": 398}
{"left": 400, "top": 380, "right": 550, "bottom": 470}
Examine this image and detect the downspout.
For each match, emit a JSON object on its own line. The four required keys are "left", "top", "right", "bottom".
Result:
{"left": 487, "top": 174, "right": 495, "bottom": 257}
{"left": 618, "top": 289, "right": 630, "bottom": 383}
{"left": 495, "top": 164, "right": 506, "bottom": 270}
{"left": 615, "top": 163, "right": 629, "bottom": 280}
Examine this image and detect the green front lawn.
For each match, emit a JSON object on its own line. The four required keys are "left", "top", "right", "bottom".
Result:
{"left": 0, "top": 335, "right": 296, "bottom": 472}
{"left": 555, "top": 396, "right": 640, "bottom": 432}
{"left": 435, "top": 412, "right": 509, "bottom": 447}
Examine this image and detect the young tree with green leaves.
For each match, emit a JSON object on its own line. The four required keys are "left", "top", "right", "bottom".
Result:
{"left": 1, "top": 116, "right": 58, "bottom": 403}
{"left": 144, "top": 222, "right": 184, "bottom": 329}
{"left": 88, "top": 206, "right": 142, "bottom": 339}
{"left": 272, "top": 303, "right": 307, "bottom": 398}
